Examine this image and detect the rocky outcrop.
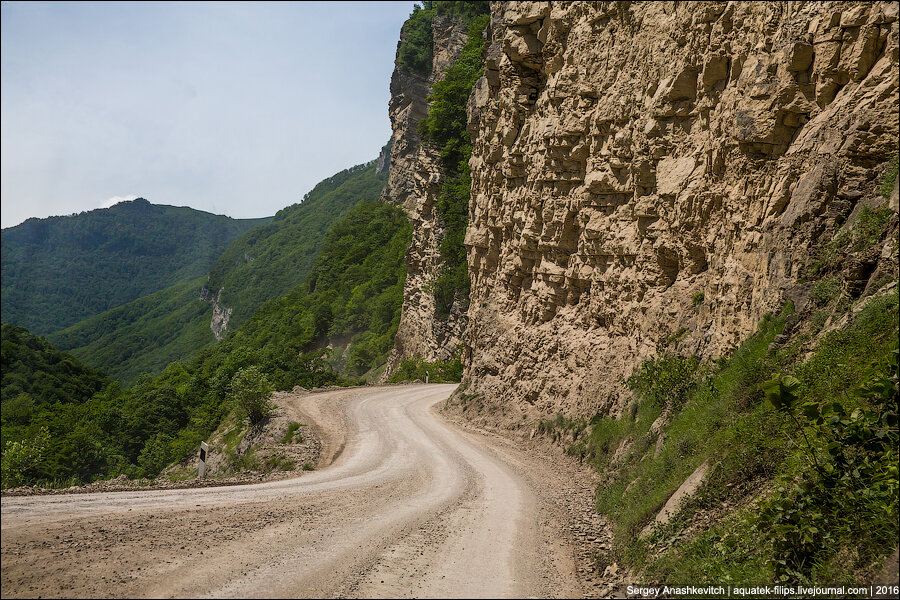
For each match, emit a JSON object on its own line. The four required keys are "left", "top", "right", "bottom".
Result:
{"left": 200, "top": 286, "right": 232, "bottom": 341}
{"left": 382, "top": 13, "right": 473, "bottom": 372}
{"left": 462, "top": 1, "right": 899, "bottom": 417}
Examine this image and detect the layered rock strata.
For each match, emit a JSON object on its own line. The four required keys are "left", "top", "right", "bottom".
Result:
{"left": 382, "top": 13, "right": 473, "bottom": 371}
{"left": 463, "top": 1, "right": 899, "bottom": 416}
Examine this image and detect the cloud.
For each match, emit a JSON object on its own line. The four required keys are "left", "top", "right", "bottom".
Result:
{"left": 100, "top": 194, "right": 138, "bottom": 209}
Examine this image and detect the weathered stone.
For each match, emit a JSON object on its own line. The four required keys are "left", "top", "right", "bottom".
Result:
{"left": 380, "top": 12, "right": 471, "bottom": 377}
{"left": 459, "top": 1, "right": 899, "bottom": 418}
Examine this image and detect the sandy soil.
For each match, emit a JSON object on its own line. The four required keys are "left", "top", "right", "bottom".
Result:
{"left": 1, "top": 384, "right": 607, "bottom": 598}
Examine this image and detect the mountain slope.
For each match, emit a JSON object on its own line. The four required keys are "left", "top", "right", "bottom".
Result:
{"left": 46, "top": 277, "right": 216, "bottom": 384}
{"left": 202, "top": 160, "right": 388, "bottom": 336}
{"left": 1, "top": 323, "right": 113, "bottom": 459}
{"left": 47, "top": 161, "right": 387, "bottom": 384}
{"left": 3, "top": 199, "right": 411, "bottom": 485}
{"left": 1, "top": 199, "right": 268, "bottom": 335}
{"left": 1, "top": 323, "right": 110, "bottom": 408}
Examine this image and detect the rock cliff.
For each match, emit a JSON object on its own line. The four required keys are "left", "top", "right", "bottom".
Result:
{"left": 382, "top": 12, "right": 473, "bottom": 372}
{"left": 461, "top": 1, "right": 899, "bottom": 417}
{"left": 200, "top": 286, "right": 232, "bottom": 341}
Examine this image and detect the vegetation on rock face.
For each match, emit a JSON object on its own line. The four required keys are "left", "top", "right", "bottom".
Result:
{"left": 880, "top": 151, "right": 898, "bottom": 198}
{"left": 388, "top": 354, "right": 463, "bottom": 383}
{"left": 542, "top": 286, "right": 898, "bottom": 586}
{"left": 1, "top": 198, "right": 267, "bottom": 335}
{"left": 47, "top": 161, "right": 386, "bottom": 384}
{"left": 534, "top": 175, "right": 899, "bottom": 586}
{"left": 0, "top": 200, "right": 411, "bottom": 488}
{"left": 419, "top": 13, "right": 490, "bottom": 319}
{"left": 396, "top": 1, "right": 490, "bottom": 77}
{"left": 397, "top": 4, "right": 435, "bottom": 76}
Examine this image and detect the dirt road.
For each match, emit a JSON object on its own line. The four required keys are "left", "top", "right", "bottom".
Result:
{"left": 1, "top": 384, "right": 592, "bottom": 598}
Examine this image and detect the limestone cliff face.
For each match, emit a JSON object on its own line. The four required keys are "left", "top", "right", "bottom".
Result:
{"left": 199, "top": 286, "right": 232, "bottom": 341}
{"left": 462, "top": 1, "right": 899, "bottom": 416}
{"left": 383, "top": 13, "right": 472, "bottom": 372}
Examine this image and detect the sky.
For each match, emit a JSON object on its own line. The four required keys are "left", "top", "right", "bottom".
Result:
{"left": 1, "top": 1, "right": 417, "bottom": 228}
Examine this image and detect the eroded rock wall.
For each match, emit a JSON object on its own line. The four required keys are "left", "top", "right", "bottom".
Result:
{"left": 463, "top": 1, "right": 899, "bottom": 417}
{"left": 382, "top": 13, "right": 472, "bottom": 372}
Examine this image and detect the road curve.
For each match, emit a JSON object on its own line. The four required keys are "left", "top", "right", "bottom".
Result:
{"left": 1, "top": 384, "right": 583, "bottom": 598}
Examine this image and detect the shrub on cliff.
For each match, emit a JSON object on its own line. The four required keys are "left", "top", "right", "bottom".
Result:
{"left": 418, "top": 14, "right": 490, "bottom": 319}
{"left": 396, "top": 2, "right": 489, "bottom": 77}
{"left": 397, "top": 4, "right": 435, "bottom": 76}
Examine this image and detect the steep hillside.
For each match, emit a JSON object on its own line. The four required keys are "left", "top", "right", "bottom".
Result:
{"left": 2, "top": 199, "right": 410, "bottom": 486}
{"left": 1, "top": 324, "right": 113, "bottom": 485}
{"left": 444, "top": 0, "right": 899, "bottom": 588}
{"left": 381, "top": 1, "right": 490, "bottom": 373}
{"left": 201, "top": 160, "right": 388, "bottom": 338}
{"left": 48, "top": 161, "right": 386, "bottom": 384}
{"left": 1, "top": 199, "right": 268, "bottom": 335}
{"left": 1, "top": 324, "right": 110, "bottom": 410}
{"left": 461, "top": 0, "right": 899, "bottom": 417}
{"left": 46, "top": 277, "right": 216, "bottom": 384}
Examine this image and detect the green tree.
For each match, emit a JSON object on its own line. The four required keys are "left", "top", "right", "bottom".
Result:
{"left": 1, "top": 426, "right": 50, "bottom": 488}
{"left": 231, "top": 366, "right": 274, "bottom": 426}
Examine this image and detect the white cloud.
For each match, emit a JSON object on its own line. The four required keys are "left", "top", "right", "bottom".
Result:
{"left": 100, "top": 194, "right": 138, "bottom": 209}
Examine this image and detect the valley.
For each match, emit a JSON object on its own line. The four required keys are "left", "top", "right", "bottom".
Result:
{"left": 1, "top": 1, "right": 898, "bottom": 595}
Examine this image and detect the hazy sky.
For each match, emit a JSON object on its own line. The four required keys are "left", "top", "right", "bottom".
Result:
{"left": 1, "top": 1, "right": 416, "bottom": 228}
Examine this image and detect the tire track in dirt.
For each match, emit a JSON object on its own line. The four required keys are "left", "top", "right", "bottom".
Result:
{"left": 1, "top": 384, "right": 588, "bottom": 598}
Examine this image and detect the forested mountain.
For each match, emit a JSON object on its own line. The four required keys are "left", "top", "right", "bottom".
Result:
{"left": 47, "top": 277, "right": 215, "bottom": 384}
{"left": 1, "top": 324, "right": 112, "bottom": 451}
{"left": 47, "top": 161, "right": 387, "bottom": 384}
{"left": 1, "top": 199, "right": 269, "bottom": 334}
{"left": 1, "top": 199, "right": 410, "bottom": 484}
{"left": 204, "top": 160, "right": 388, "bottom": 333}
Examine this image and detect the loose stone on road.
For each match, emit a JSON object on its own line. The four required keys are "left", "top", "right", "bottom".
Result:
{"left": 1, "top": 384, "right": 592, "bottom": 598}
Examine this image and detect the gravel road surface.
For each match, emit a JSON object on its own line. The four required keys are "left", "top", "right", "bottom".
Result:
{"left": 1, "top": 384, "right": 590, "bottom": 598}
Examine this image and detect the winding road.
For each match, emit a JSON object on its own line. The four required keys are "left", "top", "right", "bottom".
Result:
{"left": 1, "top": 384, "right": 588, "bottom": 598}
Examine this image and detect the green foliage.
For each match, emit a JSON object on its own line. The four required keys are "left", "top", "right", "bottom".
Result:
{"left": 418, "top": 15, "right": 489, "bottom": 163}
{"left": 388, "top": 354, "right": 463, "bottom": 383}
{"left": 49, "top": 162, "right": 386, "bottom": 384}
{"left": 795, "top": 289, "right": 899, "bottom": 402}
{"left": 582, "top": 308, "right": 795, "bottom": 574}
{"left": 1, "top": 426, "right": 50, "bottom": 488}
{"left": 810, "top": 277, "right": 841, "bottom": 305}
{"left": 691, "top": 291, "right": 705, "bottom": 306}
{"left": 809, "top": 206, "right": 894, "bottom": 276}
{"left": 626, "top": 352, "right": 704, "bottom": 411}
{"left": 395, "top": 2, "right": 489, "bottom": 76}
{"left": 205, "top": 161, "right": 388, "bottom": 331}
{"left": 851, "top": 206, "right": 893, "bottom": 252}
{"left": 48, "top": 277, "right": 216, "bottom": 385}
{"left": 281, "top": 422, "right": 305, "bottom": 444}
{"left": 761, "top": 374, "right": 801, "bottom": 412}
{"left": 880, "top": 152, "right": 899, "bottom": 199}
{"left": 418, "top": 14, "right": 490, "bottom": 318}
{"left": 579, "top": 290, "right": 899, "bottom": 585}
{"left": 230, "top": 366, "right": 274, "bottom": 426}
{"left": 6, "top": 198, "right": 412, "bottom": 486}
{"left": 397, "top": 4, "right": 435, "bottom": 76}
{"left": 1, "top": 198, "right": 267, "bottom": 335}
{"left": 1, "top": 323, "right": 111, "bottom": 408}
{"left": 759, "top": 349, "right": 899, "bottom": 583}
